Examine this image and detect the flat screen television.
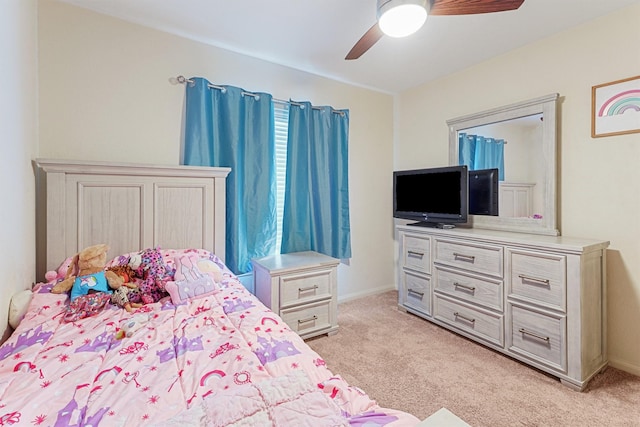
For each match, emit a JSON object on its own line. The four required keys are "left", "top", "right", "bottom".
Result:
{"left": 393, "top": 165, "right": 468, "bottom": 228}
{"left": 468, "top": 168, "right": 499, "bottom": 216}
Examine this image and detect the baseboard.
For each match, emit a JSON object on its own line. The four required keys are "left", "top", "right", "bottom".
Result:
{"left": 337, "top": 284, "right": 397, "bottom": 304}
{"left": 609, "top": 357, "right": 640, "bottom": 377}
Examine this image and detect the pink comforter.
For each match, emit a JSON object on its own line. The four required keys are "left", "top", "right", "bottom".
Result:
{"left": 0, "top": 254, "right": 419, "bottom": 426}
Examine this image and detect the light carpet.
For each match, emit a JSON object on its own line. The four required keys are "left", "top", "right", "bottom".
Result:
{"left": 306, "top": 290, "right": 640, "bottom": 426}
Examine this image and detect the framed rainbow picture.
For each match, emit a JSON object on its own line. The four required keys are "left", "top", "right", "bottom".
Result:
{"left": 592, "top": 75, "right": 640, "bottom": 138}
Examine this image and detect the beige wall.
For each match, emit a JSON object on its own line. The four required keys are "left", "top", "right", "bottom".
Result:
{"left": 0, "top": 0, "right": 38, "bottom": 340}
{"left": 37, "top": 1, "right": 396, "bottom": 301}
{"left": 396, "top": 4, "right": 640, "bottom": 374}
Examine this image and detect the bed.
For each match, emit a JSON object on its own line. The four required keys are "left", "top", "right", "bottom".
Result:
{"left": 0, "top": 159, "right": 420, "bottom": 426}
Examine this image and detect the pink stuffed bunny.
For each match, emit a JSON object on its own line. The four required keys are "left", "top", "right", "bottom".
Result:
{"left": 45, "top": 257, "right": 75, "bottom": 284}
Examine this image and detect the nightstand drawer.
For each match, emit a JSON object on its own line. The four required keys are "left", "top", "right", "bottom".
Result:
{"left": 252, "top": 252, "right": 339, "bottom": 340}
{"left": 434, "top": 295, "right": 504, "bottom": 347}
{"left": 403, "top": 234, "right": 431, "bottom": 273}
{"left": 434, "top": 265, "right": 503, "bottom": 311}
{"left": 281, "top": 300, "right": 332, "bottom": 336}
{"left": 279, "top": 269, "right": 332, "bottom": 309}
{"left": 509, "top": 303, "right": 566, "bottom": 371}
{"left": 402, "top": 270, "right": 431, "bottom": 315}
{"left": 435, "top": 239, "right": 503, "bottom": 277}
{"left": 508, "top": 249, "right": 566, "bottom": 311}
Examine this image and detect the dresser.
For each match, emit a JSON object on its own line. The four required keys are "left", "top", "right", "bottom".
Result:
{"left": 396, "top": 224, "right": 609, "bottom": 390}
{"left": 252, "top": 251, "right": 339, "bottom": 339}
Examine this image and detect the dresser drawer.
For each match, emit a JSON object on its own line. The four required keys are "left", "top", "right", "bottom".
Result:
{"left": 435, "top": 239, "right": 503, "bottom": 277}
{"left": 403, "top": 234, "right": 431, "bottom": 274}
{"left": 508, "top": 249, "right": 566, "bottom": 311}
{"left": 279, "top": 269, "right": 332, "bottom": 309}
{"left": 281, "top": 299, "right": 332, "bottom": 336}
{"left": 434, "top": 295, "right": 504, "bottom": 347}
{"left": 434, "top": 266, "right": 503, "bottom": 311}
{"left": 402, "top": 271, "right": 431, "bottom": 315}
{"left": 509, "top": 303, "right": 566, "bottom": 371}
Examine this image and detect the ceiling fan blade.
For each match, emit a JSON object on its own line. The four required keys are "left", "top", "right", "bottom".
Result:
{"left": 345, "top": 23, "right": 384, "bottom": 60}
{"left": 429, "top": 0, "right": 524, "bottom": 15}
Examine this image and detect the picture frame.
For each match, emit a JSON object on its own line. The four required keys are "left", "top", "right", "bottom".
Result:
{"left": 591, "top": 75, "right": 640, "bottom": 138}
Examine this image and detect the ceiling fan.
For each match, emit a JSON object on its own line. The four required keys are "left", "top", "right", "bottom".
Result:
{"left": 345, "top": 0, "right": 525, "bottom": 60}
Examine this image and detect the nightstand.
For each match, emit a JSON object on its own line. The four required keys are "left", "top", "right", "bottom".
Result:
{"left": 252, "top": 251, "right": 339, "bottom": 339}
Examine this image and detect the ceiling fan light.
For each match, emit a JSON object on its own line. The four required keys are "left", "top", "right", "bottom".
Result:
{"left": 378, "top": 1, "right": 427, "bottom": 38}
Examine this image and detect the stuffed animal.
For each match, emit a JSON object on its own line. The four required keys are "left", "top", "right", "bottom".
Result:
{"left": 110, "top": 283, "right": 143, "bottom": 312}
{"left": 51, "top": 244, "right": 123, "bottom": 301}
{"left": 44, "top": 257, "right": 74, "bottom": 285}
{"left": 107, "top": 264, "right": 137, "bottom": 284}
{"left": 130, "top": 247, "right": 170, "bottom": 304}
{"left": 107, "top": 264, "right": 143, "bottom": 312}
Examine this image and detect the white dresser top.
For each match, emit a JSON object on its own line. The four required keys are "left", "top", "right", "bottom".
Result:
{"left": 397, "top": 224, "right": 610, "bottom": 254}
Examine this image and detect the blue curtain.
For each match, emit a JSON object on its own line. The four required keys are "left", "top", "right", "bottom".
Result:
{"left": 183, "top": 77, "right": 276, "bottom": 274}
{"left": 458, "top": 133, "right": 476, "bottom": 168}
{"left": 281, "top": 102, "right": 351, "bottom": 259}
{"left": 458, "top": 133, "right": 505, "bottom": 181}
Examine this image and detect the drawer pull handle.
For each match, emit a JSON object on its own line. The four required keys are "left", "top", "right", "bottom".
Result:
{"left": 453, "top": 312, "right": 475, "bottom": 324}
{"left": 407, "top": 250, "right": 424, "bottom": 258}
{"left": 408, "top": 288, "right": 425, "bottom": 298}
{"left": 298, "top": 285, "right": 319, "bottom": 292}
{"left": 519, "top": 328, "right": 550, "bottom": 342}
{"left": 453, "top": 282, "right": 476, "bottom": 292}
{"left": 453, "top": 252, "right": 475, "bottom": 262}
{"left": 518, "top": 274, "right": 550, "bottom": 286}
{"left": 298, "top": 315, "right": 318, "bottom": 324}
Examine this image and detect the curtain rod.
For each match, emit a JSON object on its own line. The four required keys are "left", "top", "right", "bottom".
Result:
{"left": 172, "top": 75, "right": 344, "bottom": 115}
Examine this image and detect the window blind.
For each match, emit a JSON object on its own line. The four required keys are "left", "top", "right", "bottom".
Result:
{"left": 273, "top": 102, "right": 289, "bottom": 254}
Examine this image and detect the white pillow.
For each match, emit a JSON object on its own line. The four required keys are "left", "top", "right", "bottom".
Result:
{"left": 9, "top": 290, "right": 33, "bottom": 329}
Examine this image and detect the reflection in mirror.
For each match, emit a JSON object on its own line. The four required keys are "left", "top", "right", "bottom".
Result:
{"left": 459, "top": 113, "right": 543, "bottom": 218}
{"left": 448, "top": 94, "right": 559, "bottom": 236}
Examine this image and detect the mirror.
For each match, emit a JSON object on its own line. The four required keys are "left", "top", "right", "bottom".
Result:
{"left": 447, "top": 93, "right": 559, "bottom": 236}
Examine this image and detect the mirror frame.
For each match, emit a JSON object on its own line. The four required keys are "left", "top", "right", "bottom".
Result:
{"left": 447, "top": 93, "right": 559, "bottom": 236}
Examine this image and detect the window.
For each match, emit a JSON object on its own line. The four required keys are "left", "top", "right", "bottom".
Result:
{"left": 183, "top": 78, "right": 349, "bottom": 270}
{"left": 273, "top": 101, "right": 289, "bottom": 254}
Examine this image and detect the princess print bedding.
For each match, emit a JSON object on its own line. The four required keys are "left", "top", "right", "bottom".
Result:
{"left": 0, "top": 249, "right": 420, "bottom": 426}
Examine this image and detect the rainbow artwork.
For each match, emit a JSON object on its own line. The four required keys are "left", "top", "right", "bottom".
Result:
{"left": 593, "top": 77, "right": 640, "bottom": 137}
{"left": 597, "top": 89, "right": 640, "bottom": 117}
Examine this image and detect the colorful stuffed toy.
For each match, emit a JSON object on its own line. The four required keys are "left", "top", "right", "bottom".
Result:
{"left": 109, "top": 281, "right": 143, "bottom": 313}
{"left": 51, "top": 244, "right": 123, "bottom": 300}
{"left": 129, "top": 247, "right": 171, "bottom": 304}
{"left": 106, "top": 264, "right": 142, "bottom": 312}
{"left": 44, "top": 257, "right": 74, "bottom": 286}
{"left": 51, "top": 244, "right": 126, "bottom": 322}
{"left": 106, "top": 264, "right": 136, "bottom": 284}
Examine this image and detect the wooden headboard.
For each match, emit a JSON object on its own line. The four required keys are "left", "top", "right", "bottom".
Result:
{"left": 34, "top": 159, "right": 230, "bottom": 281}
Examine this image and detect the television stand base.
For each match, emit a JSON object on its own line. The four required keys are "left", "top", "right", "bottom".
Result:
{"left": 408, "top": 222, "right": 456, "bottom": 229}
